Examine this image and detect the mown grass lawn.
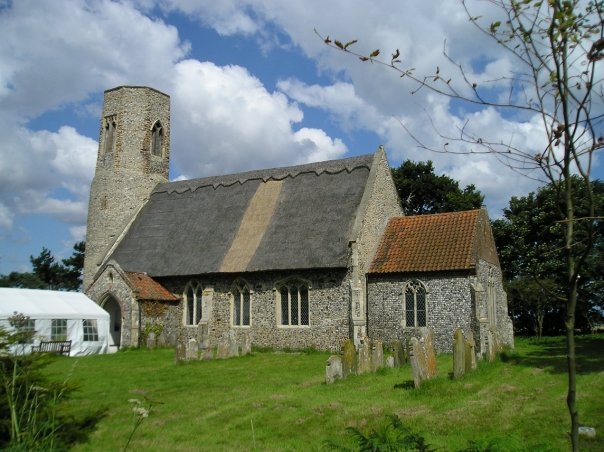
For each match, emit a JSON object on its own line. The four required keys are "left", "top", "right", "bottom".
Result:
{"left": 45, "top": 335, "right": 604, "bottom": 451}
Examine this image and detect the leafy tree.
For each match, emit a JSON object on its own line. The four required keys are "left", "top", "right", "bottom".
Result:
{"left": 0, "top": 242, "right": 85, "bottom": 291}
{"left": 391, "top": 160, "right": 484, "bottom": 214}
{"left": 60, "top": 241, "right": 85, "bottom": 291}
{"left": 492, "top": 178, "right": 604, "bottom": 336}
{"left": 322, "top": 0, "right": 603, "bottom": 446}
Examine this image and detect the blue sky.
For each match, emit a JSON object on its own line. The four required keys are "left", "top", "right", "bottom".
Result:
{"left": 0, "top": 0, "right": 602, "bottom": 275}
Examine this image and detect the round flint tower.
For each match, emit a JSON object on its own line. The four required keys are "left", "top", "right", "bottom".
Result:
{"left": 83, "top": 86, "right": 170, "bottom": 289}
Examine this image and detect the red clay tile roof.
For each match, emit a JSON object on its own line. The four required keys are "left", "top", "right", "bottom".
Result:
{"left": 370, "top": 210, "right": 482, "bottom": 274}
{"left": 124, "top": 272, "right": 178, "bottom": 301}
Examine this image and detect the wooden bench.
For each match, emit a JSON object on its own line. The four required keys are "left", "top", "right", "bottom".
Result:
{"left": 31, "top": 340, "right": 72, "bottom": 356}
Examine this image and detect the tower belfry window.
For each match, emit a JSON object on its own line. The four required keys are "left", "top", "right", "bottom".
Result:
{"left": 103, "top": 115, "right": 116, "bottom": 155}
{"left": 151, "top": 121, "right": 163, "bottom": 157}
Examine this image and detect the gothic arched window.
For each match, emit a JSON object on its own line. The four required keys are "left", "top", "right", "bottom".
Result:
{"left": 276, "top": 278, "right": 310, "bottom": 327}
{"left": 404, "top": 280, "right": 427, "bottom": 327}
{"left": 183, "top": 281, "right": 203, "bottom": 326}
{"left": 232, "top": 280, "right": 251, "bottom": 327}
{"left": 151, "top": 121, "right": 163, "bottom": 157}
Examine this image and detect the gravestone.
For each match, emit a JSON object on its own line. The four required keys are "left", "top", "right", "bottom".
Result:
{"left": 174, "top": 328, "right": 186, "bottom": 362}
{"left": 202, "top": 348, "right": 214, "bottom": 360}
{"left": 386, "top": 356, "right": 395, "bottom": 368}
{"left": 216, "top": 333, "right": 230, "bottom": 359}
{"left": 185, "top": 338, "right": 198, "bottom": 360}
{"left": 465, "top": 331, "right": 477, "bottom": 372}
{"left": 370, "top": 339, "right": 384, "bottom": 371}
{"left": 421, "top": 328, "right": 438, "bottom": 378}
{"left": 146, "top": 332, "right": 157, "bottom": 349}
{"left": 228, "top": 331, "right": 239, "bottom": 357}
{"left": 391, "top": 341, "right": 406, "bottom": 367}
{"left": 408, "top": 337, "right": 424, "bottom": 388}
{"left": 241, "top": 332, "right": 252, "bottom": 355}
{"left": 325, "top": 355, "right": 343, "bottom": 384}
{"left": 342, "top": 339, "right": 357, "bottom": 377}
{"left": 356, "top": 338, "right": 371, "bottom": 374}
{"left": 453, "top": 328, "right": 465, "bottom": 379}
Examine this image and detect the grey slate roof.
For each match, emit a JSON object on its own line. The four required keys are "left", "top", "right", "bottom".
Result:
{"left": 111, "top": 154, "right": 373, "bottom": 277}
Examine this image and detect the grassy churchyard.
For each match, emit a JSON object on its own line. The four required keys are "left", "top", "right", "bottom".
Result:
{"left": 44, "top": 335, "right": 604, "bottom": 451}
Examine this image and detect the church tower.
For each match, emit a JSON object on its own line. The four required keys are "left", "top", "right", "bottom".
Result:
{"left": 83, "top": 86, "right": 170, "bottom": 290}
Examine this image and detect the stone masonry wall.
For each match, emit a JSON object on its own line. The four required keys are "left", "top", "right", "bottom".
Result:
{"left": 368, "top": 259, "right": 513, "bottom": 355}
{"left": 367, "top": 272, "right": 476, "bottom": 353}
{"left": 158, "top": 268, "right": 352, "bottom": 352}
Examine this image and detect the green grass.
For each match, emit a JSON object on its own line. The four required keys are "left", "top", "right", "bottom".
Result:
{"left": 43, "top": 336, "right": 604, "bottom": 451}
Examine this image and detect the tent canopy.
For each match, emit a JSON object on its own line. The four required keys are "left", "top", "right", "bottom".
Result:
{"left": 0, "top": 288, "right": 113, "bottom": 356}
{"left": 0, "top": 288, "right": 109, "bottom": 320}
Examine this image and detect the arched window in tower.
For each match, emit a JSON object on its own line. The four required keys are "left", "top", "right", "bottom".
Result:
{"left": 103, "top": 115, "right": 116, "bottom": 155}
{"left": 151, "top": 121, "right": 163, "bottom": 157}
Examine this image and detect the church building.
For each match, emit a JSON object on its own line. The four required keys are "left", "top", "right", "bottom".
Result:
{"left": 84, "top": 86, "right": 513, "bottom": 354}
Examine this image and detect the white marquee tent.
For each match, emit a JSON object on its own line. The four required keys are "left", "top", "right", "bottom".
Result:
{"left": 0, "top": 288, "right": 114, "bottom": 356}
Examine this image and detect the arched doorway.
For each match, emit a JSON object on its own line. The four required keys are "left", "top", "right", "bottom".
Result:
{"left": 102, "top": 295, "right": 122, "bottom": 348}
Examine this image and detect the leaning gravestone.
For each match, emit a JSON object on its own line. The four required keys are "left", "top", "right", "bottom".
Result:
{"left": 356, "top": 338, "right": 371, "bottom": 374}
{"left": 453, "top": 328, "right": 465, "bottom": 379}
{"left": 325, "top": 355, "right": 343, "bottom": 384}
{"left": 342, "top": 339, "right": 357, "bottom": 377}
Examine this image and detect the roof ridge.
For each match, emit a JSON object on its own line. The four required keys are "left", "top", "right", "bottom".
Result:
{"left": 153, "top": 154, "right": 373, "bottom": 195}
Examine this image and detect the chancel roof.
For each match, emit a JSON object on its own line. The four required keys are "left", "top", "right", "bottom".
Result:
{"left": 369, "top": 209, "right": 500, "bottom": 274}
{"left": 111, "top": 154, "right": 374, "bottom": 277}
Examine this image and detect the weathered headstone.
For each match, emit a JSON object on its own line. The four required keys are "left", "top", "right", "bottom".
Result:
{"left": 486, "top": 329, "right": 497, "bottom": 362}
{"left": 408, "top": 337, "right": 424, "bottom": 388}
{"left": 370, "top": 339, "right": 384, "bottom": 371}
{"left": 216, "top": 333, "right": 230, "bottom": 359}
{"left": 325, "top": 355, "right": 343, "bottom": 384}
{"left": 146, "top": 331, "right": 157, "bottom": 349}
{"left": 421, "top": 329, "right": 438, "bottom": 379}
{"left": 386, "top": 356, "right": 395, "bottom": 368}
{"left": 175, "top": 338, "right": 186, "bottom": 362}
{"left": 391, "top": 341, "right": 406, "bottom": 367}
{"left": 175, "top": 328, "right": 186, "bottom": 362}
{"left": 185, "top": 338, "right": 198, "bottom": 360}
{"left": 228, "top": 331, "right": 239, "bottom": 357}
{"left": 202, "top": 348, "right": 214, "bottom": 360}
{"left": 465, "top": 331, "right": 477, "bottom": 372}
{"left": 453, "top": 328, "right": 465, "bottom": 379}
{"left": 356, "top": 338, "right": 371, "bottom": 374}
{"left": 241, "top": 332, "right": 252, "bottom": 355}
{"left": 342, "top": 339, "right": 357, "bottom": 377}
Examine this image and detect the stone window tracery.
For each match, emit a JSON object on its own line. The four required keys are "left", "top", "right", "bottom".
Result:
{"left": 404, "top": 280, "right": 427, "bottom": 327}
{"left": 232, "top": 280, "right": 251, "bottom": 327}
{"left": 276, "top": 278, "right": 310, "bottom": 327}
{"left": 183, "top": 281, "right": 203, "bottom": 326}
{"left": 151, "top": 121, "right": 163, "bottom": 157}
{"left": 103, "top": 115, "right": 116, "bottom": 155}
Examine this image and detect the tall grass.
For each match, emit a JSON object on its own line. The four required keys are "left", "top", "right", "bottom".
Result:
{"left": 44, "top": 336, "right": 604, "bottom": 451}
